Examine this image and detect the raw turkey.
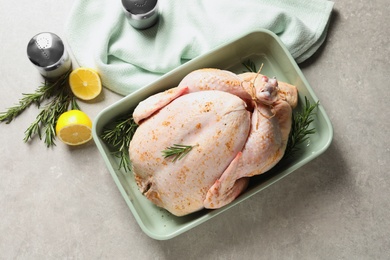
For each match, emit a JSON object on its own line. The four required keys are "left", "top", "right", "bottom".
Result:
{"left": 129, "top": 68, "right": 298, "bottom": 216}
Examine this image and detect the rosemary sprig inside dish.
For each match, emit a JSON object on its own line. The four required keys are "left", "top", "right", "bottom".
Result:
{"left": 162, "top": 144, "right": 196, "bottom": 162}
{"left": 242, "top": 59, "right": 258, "bottom": 73}
{"left": 101, "top": 115, "right": 138, "bottom": 172}
{"left": 284, "top": 97, "right": 319, "bottom": 157}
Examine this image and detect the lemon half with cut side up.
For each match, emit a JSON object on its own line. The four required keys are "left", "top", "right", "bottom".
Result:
{"left": 69, "top": 67, "right": 102, "bottom": 100}
{"left": 56, "top": 110, "right": 93, "bottom": 146}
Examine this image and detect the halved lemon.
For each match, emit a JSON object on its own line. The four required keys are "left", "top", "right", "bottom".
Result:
{"left": 69, "top": 67, "right": 102, "bottom": 100}
{"left": 56, "top": 110, "right": 93, "bottom": 146}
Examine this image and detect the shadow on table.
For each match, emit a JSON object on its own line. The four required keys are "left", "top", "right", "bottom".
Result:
{"left": 300, "top": 9, "right": 340, "bottom": 68}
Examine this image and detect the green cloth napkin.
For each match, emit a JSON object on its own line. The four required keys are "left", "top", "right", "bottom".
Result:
{"left": 65, "top": 0, "right": 334, "bottom": 96}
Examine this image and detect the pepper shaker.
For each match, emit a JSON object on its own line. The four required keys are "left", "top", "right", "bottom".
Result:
{"left": 122, "top": 0, "right": 159, "bottom": 29}
{"left": 27, "top": 32, "right": 72, "bottom": 79}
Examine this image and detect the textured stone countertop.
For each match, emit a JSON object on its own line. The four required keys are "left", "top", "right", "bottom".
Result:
{"left": 0, "top": 1, "right": 389, "bottom": 259}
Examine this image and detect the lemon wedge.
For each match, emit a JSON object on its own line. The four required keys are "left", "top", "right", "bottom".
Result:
{"left": 69, "top": 67, "right": 102, "bottom": 100}
{"left": 56, "top": 110, "right": 93, "bottom": 146}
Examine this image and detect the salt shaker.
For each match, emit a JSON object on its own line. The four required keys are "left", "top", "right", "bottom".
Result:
{"left": 27, "top": 32, "right": 72, "bottom": 79}
{"left": 122, "top": 0, "right": 159, "bottom": 29}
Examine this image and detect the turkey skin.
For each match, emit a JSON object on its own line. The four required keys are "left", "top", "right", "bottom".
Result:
{"left": 129, "top": 68, "right": 297, "bottom": 216}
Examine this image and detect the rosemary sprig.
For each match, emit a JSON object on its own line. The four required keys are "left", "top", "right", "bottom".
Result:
{"left": 0, "top": 71, "right": 71, "bottom": 123}
{"left": 23, "top": 88, "right": 79, "bottom": 147}
{"left": 284, "top": 96, "right": 319, "bottom": 157}
{"left": 101, "top": 116, "right": 138, "bottom": 172}
{"left": 162, "top": 144, "right": 196, "bottom": 162}
{"left": 242, "top": 59, "right": 257, "bottom": 73}
{"left": 0, "top": 71, "right": 80, "bottom": 147}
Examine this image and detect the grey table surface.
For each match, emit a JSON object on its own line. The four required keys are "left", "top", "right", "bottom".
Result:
{"left": 0, "top": 1, "right": 389, "bottom": 259}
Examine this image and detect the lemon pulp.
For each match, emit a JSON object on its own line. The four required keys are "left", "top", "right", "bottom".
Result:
{"left": 56, "top": 110, "right": 93, "bottom": 146}
{"left": 69, "top": 67, "right": 102, "bottom": 100}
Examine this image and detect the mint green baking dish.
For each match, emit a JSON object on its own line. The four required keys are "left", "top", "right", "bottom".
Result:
{"left": 92, "top": 29, "right": 333, "bottom": 240}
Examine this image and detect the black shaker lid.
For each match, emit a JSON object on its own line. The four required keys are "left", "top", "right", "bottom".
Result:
{"left": 27, "top": 32, "right": 64, "bottom": 68}
{"left": 122, "top": 0, "right": 158, "bottom": 15}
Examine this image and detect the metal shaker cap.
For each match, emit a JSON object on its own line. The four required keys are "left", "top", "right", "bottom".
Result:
{"left": 122, "top": 0, "right": 159, "bottom": 29}
{"left": 27, "top": 32, "right": 72, "bottom": 78}
{"left": 27, "top": 32, "right": 65, "bottom": 69}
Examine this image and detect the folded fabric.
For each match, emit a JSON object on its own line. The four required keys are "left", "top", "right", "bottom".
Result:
{"left": 65, "top": 0, "right": 334, "bottom": 96}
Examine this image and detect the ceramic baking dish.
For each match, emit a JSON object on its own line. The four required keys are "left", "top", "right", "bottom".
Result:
{"left": 92, "top": 29, "right": 333, "bottom": 240}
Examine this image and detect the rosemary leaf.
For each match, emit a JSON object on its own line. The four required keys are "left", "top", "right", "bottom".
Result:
{"left": 71, "top": 96, "right": 81, "bottom": 110}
